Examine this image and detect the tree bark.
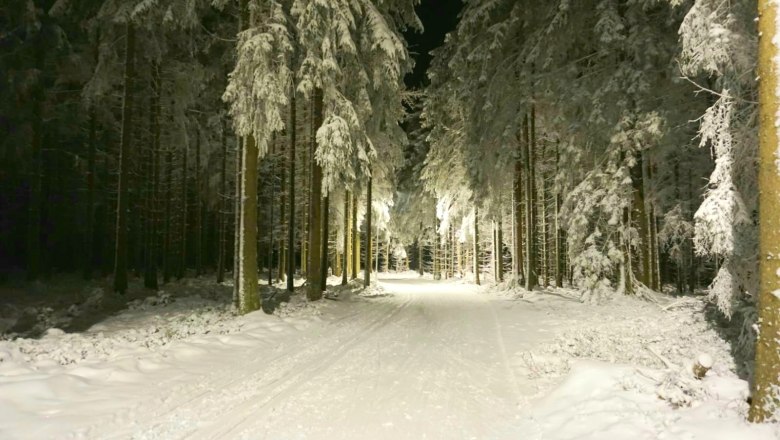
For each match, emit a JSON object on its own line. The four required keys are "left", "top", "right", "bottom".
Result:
{"left": 493, "top": 221, "right": 498, "bottom": 282}
{"left": 301, "top": 111, "right": 308, "bottom": 276}
{"left": 217, "top": 117, "right": 228, "bottom": 284}
{"left": 632, "top": 151, "right": 651, "bottom": 288}
{"left": 474, "top": 206, "right": 480, "bottom": 285}
{"left": 179, "top": 144, "right": 188, "bottom": 280}
{"left": 113, "top": 23, "right": 136, "bottom": 294}
{"left": 497, "top": 215, "right": 504, "bottom": 282}
{"left": 650, "top": 161, "right": 662, "bottom": 290}
{"left": 750, "top": 0, "right": 780, "bottom": 421}
{"left": 375, "top": 229, "right": 381, "bottom": 273}
{"left": 687, "top": 168, "right": 696, "bottom": 293}
{"left": 320, "top": 195, "right": 330, "bottom": 291}
{"left": 278, "top": 134, "right": 287, "bottom": 284}
{"left": 237, "top": 134, "right": 260, "bottom": 313}
{"left": 554, "top": 143, "right": 564, "bottom": 288}
{"left": 233, "top": 134, "right": 241, "bottom": 306}
{"left": 523, "top": 112, "right": 537, "bottom": 290}
{"left": 195, "top": 129, "right": 203, "bottom": 276}
{"left": 351, "top": 192, "right": 359, "bottom": 280}
{"left": 307, "top": 88, "right": 324, "bottom": 300}
{"left": 513, "top": 143, "right": 525, "bottom": 285}
{"left": 163, "top": 148, "right": 173, "bottom": 284}
{"left": 144, "top": 63, "right": 161, "bottom": 290}
{"left": 539, "top": 146, "right": 549, "bottom": 288}
{"left": 342, "top": 191, "right": 349, "bottom": 286}
{"left": 385, "top": 236, "right": 390, "bottom": 273}
{"left": 364, "top": 177, "right": 373, "bottom": 287}
{"left": 433, "top": 208, "right": 441, "bottom": 280}
{"left": 268, "top": 140, "right": 276, "bottom": 286}
{"left": 457, "top": 233, "right": 463, "bottom": 276}
{"left": 235, "top": 0, "right": 260, "bottom": 313}
{"left": 286, "top": 81, "right": 296, "bottom": 292}
{"left": 417, "top": 235, "right": 423, "bottom": 276}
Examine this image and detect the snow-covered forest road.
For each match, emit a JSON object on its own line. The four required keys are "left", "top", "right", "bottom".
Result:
{"left": 2, "top": 275, "right": 775, "bottom": 439}
{"left": 112, "top": 278, "right": 533, "bottom": 440}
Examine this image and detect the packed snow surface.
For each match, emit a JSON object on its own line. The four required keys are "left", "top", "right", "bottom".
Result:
{"left": 0, "top": 274, "right": 776, "bottom": 439}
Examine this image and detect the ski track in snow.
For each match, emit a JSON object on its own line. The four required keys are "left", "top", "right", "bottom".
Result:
{"left": 126, "top": 279, "right": 527, "bottom": 440}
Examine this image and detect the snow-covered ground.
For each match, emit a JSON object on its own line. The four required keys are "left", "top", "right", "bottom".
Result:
{"left": 0, "top": 274, "right": 776, "bottom": 439}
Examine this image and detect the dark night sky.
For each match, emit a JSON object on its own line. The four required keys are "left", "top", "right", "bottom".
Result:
{"left": 403, "top": 0, "right": 463, "bottom": 89}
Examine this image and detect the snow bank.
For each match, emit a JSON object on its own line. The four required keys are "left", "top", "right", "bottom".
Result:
{"left": 509, "top": 291, "right": 780, "bottom": 439}
{"left": 515, "top": 360, "right": 776, "bottom": 440}
{"left": 0, "top": 295, "right": 240, "bottom": 371}
{"left": 0, "top": 278, "right": 326, "bottom": 438}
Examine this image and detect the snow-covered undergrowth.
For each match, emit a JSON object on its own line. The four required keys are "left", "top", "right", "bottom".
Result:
{"left": 521, "top": 297, "right": 734, "bottom": 380}
{"left": 1, "top": 296, "right": 239, "bottom": 369}
{"left": 0, "top": 277, "right": 332, "bottom": 438}
{"left": 0, "top": 277, "right": 319, "bottom": 373}
{"left": 499, "top": 287, "right": 779, "bottom": 439}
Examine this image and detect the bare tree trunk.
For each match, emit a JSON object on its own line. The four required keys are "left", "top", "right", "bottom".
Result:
{"left": 130, "top": 105, "right": 145, "bottom": 278}
{"left": 621, "top": 205, "right": 635, "bottom": 295}
{"left": 217, "top": 117, "right": 228, "bottom": 284}
{"left": 194, "top": 129, "right": 203, "bottom": 277}
{"left": 492, "top": 221, "right": 498, "bottom": 282}
{"left": 523, "top": 112, "right": 538, "bottom": 290}
{"left": 163, "top": 148, "right": 173, "bottom": 284}
{"left": 457, "top": 233, "right": 463, "bottom": 276}
{"left": 233, "top": 135, "right": 241, "bottom": 306}
{"left": 307, "top": 88, "right": 324, "bottom": 300}
{"left": 648, "top": 162, "right": 661, "bottom": 290}
{"left": 301, "top": 115, "right": 308, "bottom": 277}
{"left": 632, "top": 151, "right": 651, "bottom": 288}
{"left": 237, "top": 132, "right": 260, "bottom": 312}
{"left": 385, "top": 237, "right": 394, "bottom": 275}
{"left": 278, "top": 135, "right": 287, "bottom": 284}
{"left": 513, "top": 145, "right": 525, "bottom": 286}
{"left": 364, "top": 177, "right": 372, "bottom": 287}
{"left": 554, "top": 143, "right": 564, "bottom": 288}
{"left": 320, "top": 195, "right": 329, "bottom": 292}
{"left": 286, "top": 81, "right": 296, "bottom": 292}
{"left": 113, "top": 23, "right": 136, "bottom": 294}
{"left": 433, "top": 207, "right": 441, "bottom": 280}
{"left": 375, "top": 229, "right": 381, "bottom": 273}
{"left": 234, "top": 0, "right": 260, "bottom": 313}
{"left": 144, "top": 63, "right": 161, "bottom": 290}
{"left": 539, "top": 146, "right": 549, "bottom": 288}
{"left": 474, "top": 206, "right": 480, "bottom": 285}
{"left": 750, "top": 0, "right": 780, "bottom": 420}
{"left": 351, "top": 192, "right": 358, "bottom": 280}
{"left": 497, "top": 214, "right": 504, "bottom": 282}
{"left": 653, "top": 213, "right": 662, "bottom": 289}
{"left": 686, "top": 168, "right": 696, "bottom": 293}
{"left": 268, "top": 137, "right": 276, "bottom": 286}
{"left": 417, "top": 235, "right": 423, "bottom": 276}
{"left": 179, "top": 144, "right": 188, "bottom": 280}
{"left": 342, "top": 191, "right": 349, "bottom": 286}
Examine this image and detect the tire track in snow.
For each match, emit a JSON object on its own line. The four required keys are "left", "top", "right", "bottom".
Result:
{"left": 192, "top": 293, "right": 414, "bottom": 440}
{"left": 485, "top": 295, "right": 523, "bottom": 408}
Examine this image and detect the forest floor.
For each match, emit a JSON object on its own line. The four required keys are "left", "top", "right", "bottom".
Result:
{"left": 0, "top": 273, "right": 777, "bottom": 439}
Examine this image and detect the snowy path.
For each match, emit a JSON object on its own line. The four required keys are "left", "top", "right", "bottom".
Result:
{"left": 5, "top": 276, "right": 772, "bottom": 440}
{"left": 1, "top": 276, "right": 550, "bottom": 439}
{"left": 115, "top": 278, "right": 527, "bottom": 440}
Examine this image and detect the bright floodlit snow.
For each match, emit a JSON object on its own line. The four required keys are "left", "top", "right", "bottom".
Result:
{"left": 0, "top": 274, "right": 777, "bottom": 439}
